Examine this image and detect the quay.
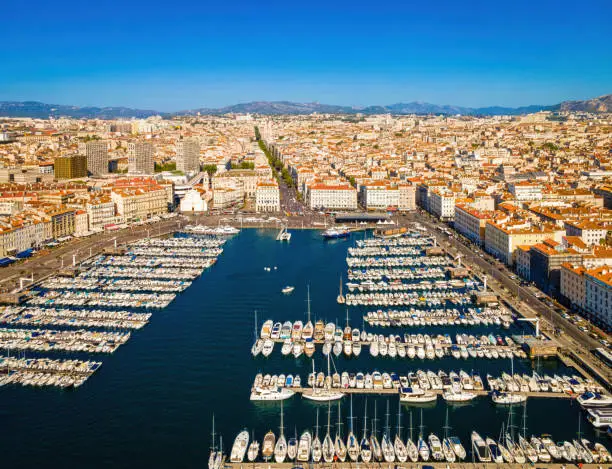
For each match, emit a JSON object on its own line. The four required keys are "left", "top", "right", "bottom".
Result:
{"left": 222, "top": 463, "right": 603, "bottom": 469}
{"left": 290, "top": 386, "right": 572, "bottom": 399}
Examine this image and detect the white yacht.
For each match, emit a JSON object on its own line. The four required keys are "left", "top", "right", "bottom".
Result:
{"left": 230, "top": 430, "right": 249, "bottom": 463}
{"left": 471, "top": 431, "right": 491, "bottom": 462}
{"left": 297, "top": 431, "right": 312, "bottom": 462}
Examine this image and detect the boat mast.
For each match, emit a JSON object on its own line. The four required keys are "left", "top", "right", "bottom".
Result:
{"left": 315, "top": 408, "right": 320, "bottom": 439}
{"left": 521, "top": 400, "right": 528, "bottom": 439}
{"left": 280, "top": 400, "right": 284, "bottom": 437}
{"left": 337, "top": 401, "right": 343, "bottom": 438}
{"left": 327, "top": 401, "right": 332, "bottom": 438}
{"left": 443, "top": 407, "right": 451, "bottom": 440}
{"left": 385, "top": 400, "right": 390, "bottom": 439}
{"left": 307, "top": 284, "right": 311, "bottom": 323}
{"left": 253, "top": 311, "right": 258, "bottom": 342}
{"left": 397, "top": 402, "right": 402, "bottom": 440}
{"left": 418, "top": 409, "right": 424, "bottom": 439}
{"left": 373, "top": 401, "right": 378, "bottom": 438}
{"left": 211, "top": 413, "right": 216, "bottom": 452}
{"left": 349, "top": 394, "right": 355, "bottom": 434}
{"left": 409, "top": 411, "right": 414, "bottom": 441}
{"left": 362, "top": 398, "right": 368, "bottom": 439}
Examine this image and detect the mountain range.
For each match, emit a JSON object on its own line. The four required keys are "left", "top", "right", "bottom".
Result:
{"left": 0, "top": 94, "right": 610, "bottom": 119}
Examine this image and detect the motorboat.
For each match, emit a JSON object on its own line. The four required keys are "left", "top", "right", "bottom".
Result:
{"left": 262, "top": 431, "right": 275, "bottom": 460}
{"left": 297, "top": 431, "right": 312, "bottom": 462}
{"left": 471, "top": 431, "right": 491, "bottom": 462}
{"left": 282, "top": 286, "right": 295, "bottom": 294}
{"left": 230, "top": 430, "right": 249, "bottom": 463}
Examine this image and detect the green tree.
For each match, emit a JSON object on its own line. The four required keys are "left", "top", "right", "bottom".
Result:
{"left": 203, "top": 164, "right": 218, "bottom": 178}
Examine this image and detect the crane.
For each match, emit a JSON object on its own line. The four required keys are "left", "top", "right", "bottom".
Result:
{"left": 517, "top": 317, "right": 540, "bottom": 338}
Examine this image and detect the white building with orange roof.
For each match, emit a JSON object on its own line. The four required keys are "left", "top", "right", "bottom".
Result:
{"left": 308, "top": 183, "right": 357, "bottom": 210}
{"left": 255, "top": 181, "right": 280, "bottom": 213}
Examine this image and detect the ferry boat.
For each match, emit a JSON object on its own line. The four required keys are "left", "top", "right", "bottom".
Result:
{"left": 322, "top": 227, "right": 350, "bottom": 239}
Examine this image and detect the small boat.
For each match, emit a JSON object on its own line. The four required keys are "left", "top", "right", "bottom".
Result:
{"left": 322, "top": 227, "right": 350, "bottom": 239}
{"left": 247, "top": 439, "right": 260, "bottom": 462}
{"left": 287, "top": 433, "right": 298, "bottom": 461}
{"left": 230, "top": 430, "right": 250, "bottom": 463}
{"left": 282, "top": 286, "right": 295, "bottom": 294}
{"left": 471, "top": 431, "right": 492, "bottom": 462}
{"left": 297, "top": 431, "right": 312, "bottom": 462}
{"left": 486, "top": 437, "right": 504, "bottom": 463}
{"left": 262, "top": 431, "right": 275, "bottom": 460}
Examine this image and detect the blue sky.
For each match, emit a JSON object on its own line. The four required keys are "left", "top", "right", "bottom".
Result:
{"left": 1, "top": 0, "right": 611, "bottom": 111}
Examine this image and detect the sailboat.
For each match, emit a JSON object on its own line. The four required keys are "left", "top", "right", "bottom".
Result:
{"left": 302, "top": 286, "right": 314, "bottom": 356}
{"left": 405, "top": 410, "right": 419, "bottom": 462}
{"left": 518, "top": 401, "right": 538, "bottom": 463}
{"left": 335, "top": 401, "right": 347, "bottom": 461}
{"left": 496, "top": 423, "right": 514, "bottom": 463}
{"left": 492, "top": 354, "right": 527, "bottom": 404}
{"left": 322, "top": 401, "right": 335, "bottom": 462}
{"left": 274, "top": 401, "right": 288, "bottom": 463}
{"left": 381, "top": 400, "right": 396, "bottom": 462}
{"left": 394, "top": 403, "right": 408, "bottom": 463}
{"left": 360, "top": 399, "right": 372, "bottom": 462}
{"left": 441, "top": 408, "right": 456, "bottom": 463}
{"left": 312, "top": 408, "right": 322, "bottom": 462}
{"left": 337, "top": 276, "right": 345, "bottom": 304}
{"left": 208, "top": 414, "right": 219, "bottom": 469}
{"left": 302, "top": 355, "right": 344, "bottom": 401}
{"left": 247, "top": 430, "right": 260, "bottom": 462}
{"left": 347, "top": 395, "right": 360, "bottom": 462}
{"left": 343, "top": 308, "right": 352, "bottom": 357}
{"left": 504, "top": 405, "right": 526, "bottom": 464}
{"left": 287, "top": 428, "right": 298, "bottom": 461}
{"left": 370, "top": 402, "right": 382, "bottom": 462}
{"left": 417, "top": 409, "right": 430, "bottom": 461}
{"left": 251, "top": 310, "right": 263, "bottom": 357}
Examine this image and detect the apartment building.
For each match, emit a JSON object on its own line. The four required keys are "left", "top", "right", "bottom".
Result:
{"left": 454, "top": 204, "right": 496, "bottom": 246}
{"left": 213, "top": 169, "right": 258, "bottom": 198}
{"left": 86, "top": 195, "right": 118, "bottom": 230}
{"left": 360, "top": 182, "right": 399, "bottom": 210}
{"left": 79, "top": 141, "right": 108, "bottom": 176}
{"left": 54, "top": 154, "right": 87, "bottom": 180}
{"left": 128, "top": 142, "right": 154, "bottom": 175}
{"left": 429, "top": 189, "right": 456, "bottom": 220}
{"left": 529, "top": 240, "right": 583, "bottom": 294}
{"left": 308, "top": 183, "right": 358, "bottom": 210}
{"left": 584, "top": 267, "right": 612, "bottom": 329}
{"left": 508, "top": 182, "right": 542, "bottom": 202}
{"left": 398, "top": 183, "right": 416, "bottom": 211}
{"left": 110, "top": 186, "right": 168, "bottom": 222}
{"left": 484, "top": 220, "right": 564, "bottom": 265}
{"left": 255, "top": 181, "right": 280, "bottom": 213}
{"left": 564, "top": 220, "right": 609, "bottom": 246}
{"left": 176, "top": 137, "right": 200, "bottom": 174}
{"left": 213, "top": 188, "right": 242, "bottom": 209}
{"left": 560, "top": 263, "right": 587, "bottom": 312}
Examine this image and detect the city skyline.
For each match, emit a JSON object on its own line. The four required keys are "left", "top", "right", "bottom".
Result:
{"left": 2, "top": 0, "right": 611, "bottom": 111}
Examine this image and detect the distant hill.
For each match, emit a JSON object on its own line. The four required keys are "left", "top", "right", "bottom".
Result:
{"left": 558, "top": 94, "right": 612, "bottom": 113}
{"left": 0, "top": 94, "right": 609, "bottom": 119}
{"left": 0, "top": 101, "right": 161, "bottom": 119}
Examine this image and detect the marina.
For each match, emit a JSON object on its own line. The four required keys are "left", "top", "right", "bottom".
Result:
{"left": 213, "top": 228, "right": 612, "bottom": 467}
{"left": 0, "top": 228, "right": 609, "bottom": 468}
{"left": 0, "top": 230, "right": 228, "bottom": 388}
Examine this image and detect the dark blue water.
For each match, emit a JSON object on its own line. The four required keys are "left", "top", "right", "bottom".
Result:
{"left": 0, "top": 229, "right": 606, "bottom": 468}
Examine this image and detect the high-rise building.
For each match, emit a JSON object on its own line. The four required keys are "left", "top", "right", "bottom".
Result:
{"left": 54, "top": 154, "right": 87, "bottom": 179}
{"left": 176, "top": 137, "right": 200, "bottom": 174}
{"left": 128, "top": 142, "right": 154, "bottom": 175}
{"left": 78, "top": 140, "right": 108, "bottom": 176}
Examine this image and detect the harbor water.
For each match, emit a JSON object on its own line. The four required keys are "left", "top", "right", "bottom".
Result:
{"left": 0, "top": 229, "right": 606, "bottom": 468}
